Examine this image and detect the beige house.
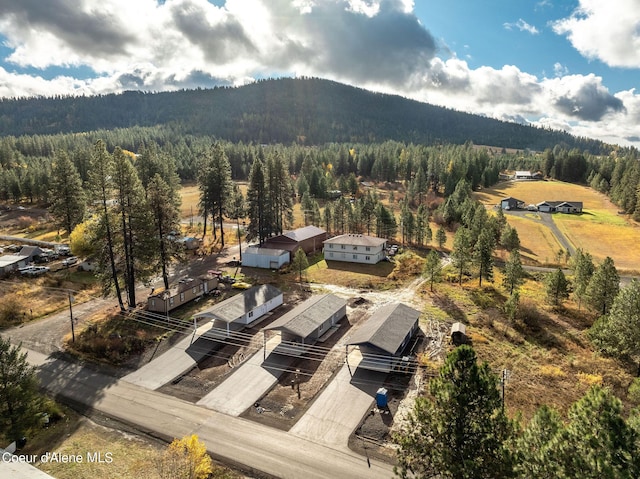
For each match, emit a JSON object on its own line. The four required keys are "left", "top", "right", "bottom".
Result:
{"left": 323, "top": 234, "right": 387, "bottom": 264}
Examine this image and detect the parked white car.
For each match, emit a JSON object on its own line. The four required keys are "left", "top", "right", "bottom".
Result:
{"left": 24, "top": 266, "right": 50, "bottom": 276}
{"left": 62, "top": 256, "right": 78, "bottom": 267}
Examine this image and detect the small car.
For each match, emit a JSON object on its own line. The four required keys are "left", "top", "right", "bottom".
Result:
{"left": 62, "top": 256, "right": 78, "bottom": 267}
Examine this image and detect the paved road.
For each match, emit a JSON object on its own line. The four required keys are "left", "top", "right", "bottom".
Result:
{"left": 122, "top": 321, "right": 221, "bottom": 390}
{"left": 4, "top": 297, "right": 112, "bottom": 355}
{"left": 290, "top": 352, "right": 386, "bottom": 448}
{"left": 25, "top": 348, "right": 394, "bottom": 479}
{"left": 503, "top": 209, "right": 574, "bottom": 255}
{"left": 197, "top": 337, "right": 295, "bottom": 415}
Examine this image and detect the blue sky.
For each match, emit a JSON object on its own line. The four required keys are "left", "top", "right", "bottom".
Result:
{"left": 0, "top": 0, "right": 638, "bottom": 147}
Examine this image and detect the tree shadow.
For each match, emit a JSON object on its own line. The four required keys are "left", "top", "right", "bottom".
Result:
{"left": 325, "top": 260, "right": 394, "bottom": 278}
{"left": 36, "top": 350, "right": 118, "bottom": 419}
{"left": 432, "top": 292, "right": 467, "bottom": 323}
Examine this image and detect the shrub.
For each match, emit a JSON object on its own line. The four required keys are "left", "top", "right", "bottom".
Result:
{"left": 628, "top": 378, "right": 640, "bottom": 404}
{"left": 16, "top": 215, "right": 36, "bottom": 229}
{"left": 0, "top": 297, "right": 26, "bottom": 327}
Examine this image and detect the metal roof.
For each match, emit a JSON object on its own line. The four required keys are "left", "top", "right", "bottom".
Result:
{"left": 451, "top": 322, "right": 466, "bottom": 335}
{"left": 283, "top": 225, "right": 326, "bottom": 242}
{"left": 263, "top": 294, "right": 346, "bottom": 338}
{"left": 347, "top": 303, "right": 420, "bottom": 355}
{"left": 194, "top": 284, "right": 282, "bottom": 323}
{"left": 243, "top": 247, "right": 288, "bottom": 257}
{"left": 537, "top": 200, "right": 584, "bottom": 208}
{"left": 323, "top": 234, "right": 387, "bottom": 247}
{"left": 0, "top": 254, "right": 28, "bottom": 268}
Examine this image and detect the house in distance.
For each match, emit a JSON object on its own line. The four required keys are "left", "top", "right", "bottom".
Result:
{"left": 536, "top": 200, "right": 583, "bottom": 213}
{"left": 323, "top": 234, "right": 387, "bottom": 264}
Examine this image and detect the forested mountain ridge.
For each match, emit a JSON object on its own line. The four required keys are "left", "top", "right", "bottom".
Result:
{"left": 0, "top": 77, "right": 610, "bottom": 154}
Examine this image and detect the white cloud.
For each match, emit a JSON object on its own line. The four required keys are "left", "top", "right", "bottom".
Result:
{"left": 504, "top": 19, "right": 540, "bottom": 35}
{"left": 0, "top": 0, "right": 638, "bottom": 147}
{"left": 553, "top": 0, "right": 640, "bottom": 68}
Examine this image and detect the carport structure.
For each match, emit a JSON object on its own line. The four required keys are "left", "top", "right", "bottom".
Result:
{"left": 263, "top": 294, "right": 347, "bottom": 357}
{"left": 194, "top": 284, "right": 283, "bottom": 338}
{"left": 346, "top": 302, "right": 420, "bottom": 373}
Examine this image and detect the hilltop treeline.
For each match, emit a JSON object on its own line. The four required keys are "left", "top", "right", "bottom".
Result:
{"left": 0, "top": 77, "right": 612, "bottom": 154}
{"left": 1, "top": 128, "right": 639, "bottom": 219}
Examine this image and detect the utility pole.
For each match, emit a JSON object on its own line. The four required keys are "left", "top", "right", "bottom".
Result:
{"left": 68, "top": 292, "right": 75, "bottom": 343}
{"left": 501, "top": 369, "right": 510, "bottom": 412}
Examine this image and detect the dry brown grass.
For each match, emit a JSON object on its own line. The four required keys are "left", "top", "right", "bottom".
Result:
{"left": 504, "top": 215, "right": 563, "bottom": 265}
{"left": 65, "top": 309, "right": 170, "bottom": 365}
{"left": 474, "top": 179, "right": 612, "bottom": 209}
{"left": 554, "top": 215, "right": 640, "bottom": 271}
{"left": 475, "top": 180, "right": 640, "bottom": 271}
{"left": 420, "top": 275, "right": 636, "bottom": 422}
{"left": 26, "top": 410, "right": 240, "bottom": 479}
{"left": 0, "top": 278, "right": 98, "bottom": 327}
{"left": 305, "top": 251, "right": 423, "bottom": 290}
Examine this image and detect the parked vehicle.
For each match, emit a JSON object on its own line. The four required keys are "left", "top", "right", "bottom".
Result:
{"left": 62, "top": 256, "right": 78, "bottom": 267}
{"left": 19, "top": 265, "right": 36, "bottom": 275}
{"left": 24, "top": 266, "right": 50, "bottom": 276}
{"left": 56, "top": 245, "right": 71, "bottom": 256}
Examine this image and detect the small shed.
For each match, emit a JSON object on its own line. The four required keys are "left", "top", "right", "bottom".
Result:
{"left": 263, "top": 294, "right": 347, "bottom": 353}
{"left": 195, "top": 284, "right": 283, "bottom": 337}
{"left": 451, "top": 322, "right": 467, "bottom": 345}
{"left": 147, "top": 275, "right": 219, "bottom": 313}
{"left": 241, "top": 246, "right": 290, "bottom": 269}
{"left": 347, "top": 303, "right": 420, "bottom": 373}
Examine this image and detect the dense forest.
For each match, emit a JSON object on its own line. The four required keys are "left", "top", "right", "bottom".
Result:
{"left": 0, "top": 77, "right": 613, "bottom": 154}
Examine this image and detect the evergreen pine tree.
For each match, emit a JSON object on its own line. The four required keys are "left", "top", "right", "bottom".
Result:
{"left": 49, "top": 149, "right": 86, "bottom": 235}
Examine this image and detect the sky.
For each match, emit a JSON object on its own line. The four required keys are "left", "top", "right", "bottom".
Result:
{"left": 0, "top": 0, "right": 639, "bottom": 147}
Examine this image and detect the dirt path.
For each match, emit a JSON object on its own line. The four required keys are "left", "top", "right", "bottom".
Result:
{"left": 312, "top": 276, "right": 426, "bottom": 309}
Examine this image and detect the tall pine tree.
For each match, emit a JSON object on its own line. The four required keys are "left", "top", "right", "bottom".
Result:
{"left": 49, "top": 149, "right": 86, "bottom": 235}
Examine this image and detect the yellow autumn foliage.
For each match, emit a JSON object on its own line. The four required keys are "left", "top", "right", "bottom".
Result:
{"left": 158, "top": 434, "right": 213, "bottom": 479}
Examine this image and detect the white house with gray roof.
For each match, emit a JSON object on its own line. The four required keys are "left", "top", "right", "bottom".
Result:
{"left": 194, "top": 284, "right": 283, "bottom": 337}
{"left": 323, "top": 234, "right": 387, "bottom": 264}
{"left": 347, "top": 303, "right": 420, "bottom": 373}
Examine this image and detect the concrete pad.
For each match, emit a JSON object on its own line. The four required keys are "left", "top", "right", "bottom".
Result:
{"left": 289, "top": 352, "right": 386, "bottom": 447}
{"left": 197, "top": 337, "right": 295, "bottom": 416}
{"left": 122, "top": 321, "right": 218, "bottom": 390}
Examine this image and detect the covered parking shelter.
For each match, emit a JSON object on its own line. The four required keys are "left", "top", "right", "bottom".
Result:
{"left": 346, "top": 302, "right": 420, "bottom": 373}
{"left": 263, "top": 294, "right": 347, "bottom": 357}
{"left": 194, "top": 284, "right": 283, "bottom": 338}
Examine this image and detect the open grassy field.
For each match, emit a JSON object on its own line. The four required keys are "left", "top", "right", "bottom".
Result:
{"left": 502, "top": 215, "right": 563, "bottom": 265}
{"left": 475, "top": 180, "right": 640, "bottom": 271}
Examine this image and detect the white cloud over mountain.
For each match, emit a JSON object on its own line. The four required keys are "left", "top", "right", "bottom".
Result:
{"left": 0, "top": 0, "right": 637, "bottom": 146}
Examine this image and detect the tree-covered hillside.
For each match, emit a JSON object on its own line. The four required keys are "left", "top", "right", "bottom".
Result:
{"left": 0, "top": 77, "right": 610, "bottom": 154}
